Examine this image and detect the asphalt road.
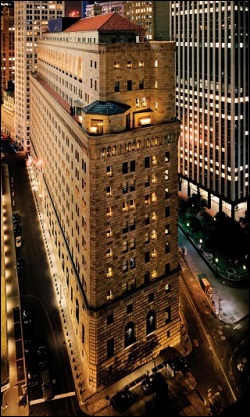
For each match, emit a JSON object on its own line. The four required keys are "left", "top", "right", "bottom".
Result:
{"left": 2, "top": 146, "right": 248, "bottom": 416}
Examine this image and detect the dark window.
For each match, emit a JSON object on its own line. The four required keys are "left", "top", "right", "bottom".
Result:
{"left": 145, "top": 214, "right": 150, "bottom": 225}
{"left": 145, "top": 156, "right": 150, "bottom": 168}
{"left": 165, "top": 263, "right": 170, "bottom": 274}
{"left": 127, "top": 304, "right": 133, "bottom": 314}
{"left": 107, "top": 338, "right": 114, "bottom": 358}
{"left": 130, "top": 160, "right": 135, "bottom": 171}
{"left": 146, "top": 310, "right": 156, "bottom": 334}
{"left": 144, "top": 271, "right": 150, "bottom": 283}
{"left": 76, "top": 299, "right": 79, "bottom": 323}
{"left": 165, "top": 243, "right": 170, "bottom": 254}
{"left": 123, "top": 162, "right": 128, "bottom": 174}
{"left": 123, "top": 222, "right": 128, "bottom": 234}
{"left": 114, "top": 81, "right": 120, "bottom": 92}
{"left": 165, "top": 207, "right": 170, "bottom": 217}
{"left": 145, "top": 251, "right": 150, "bottom": 263}
{"left": 127, "top": 80, "right": 132, "bottom": 91}
{"left": 139, "top": 79, "right": 144, "bottom": 89}
{"left": 107, "top": 314, "right": 113, "bottom": 325}
{"left": 130, "top": 219, "right": 136, "bottom": 231}
{"left": 148, "top": 293, "right": 154, "bottom": 302}
{"left": 165, "top": 152, "right": 170, "bottom": 162}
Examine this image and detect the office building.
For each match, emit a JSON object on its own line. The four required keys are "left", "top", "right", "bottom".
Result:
{"left": 29, "top": 13, "right": 181, "bottom": 391}
{"left": 14, "top": 1, "right": 65, "bottom": 153}
{"left": 172, "top": 1, "right": 249, "bottom": 220}
{"left": 1, "top": 3, "right": 14, "bottom": 92}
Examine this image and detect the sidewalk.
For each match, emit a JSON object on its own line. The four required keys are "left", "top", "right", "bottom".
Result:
{"left": 1, "top": 163, "right": 29, "bottom": 417}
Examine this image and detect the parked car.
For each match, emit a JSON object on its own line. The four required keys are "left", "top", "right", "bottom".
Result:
{"left": 110, "top": 387, "right": 135, "bottom": 411}
{"left": 17, "top": 258, "right": 24, "bottom": 271}
{"left": 26, "top": 356, "right": 39, "bottom": 388}
{"left": 40, "top": 369, "right": 53, "bottom": 401}
{"left": 141, "top": 372, "right": 165, "bottom": 395}
{"left": 37, "top": 345, "right": 49, "bottom": 370}
{"left": 13, "top": 224, "right": 21, "bottom": 235}
{"left": 15, "top": 235, "right": 22, "bottom": 248}
{"left": 12, "top": 212, "right": 20, "bottom": 223}
{"left": 22, "top": 305, "right": 32, "bottom": 325}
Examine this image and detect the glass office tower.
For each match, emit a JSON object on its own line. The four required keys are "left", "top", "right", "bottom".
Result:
{"left": 172, "top": 1, "right": 249, "bottom": 220}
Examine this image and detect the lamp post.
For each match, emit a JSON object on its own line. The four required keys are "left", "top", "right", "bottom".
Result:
{"left": 215, "top": 258, "right": 218, "bottom": 272}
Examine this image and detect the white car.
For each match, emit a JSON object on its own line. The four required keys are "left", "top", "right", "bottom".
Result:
{"left": 15, "top": 236, "right": 22, "bottom": 248}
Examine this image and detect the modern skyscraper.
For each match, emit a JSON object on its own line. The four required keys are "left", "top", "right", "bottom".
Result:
{"left": 1, "top": 3, "right": 14, "bottom": 92}
{"left": 172, "top": 1, "right": 249, "bottom": 220}
{"left": 30, "top": 13, "right": 180, "bottom": 391}
{"left": 14, "top": 1, "right": 65, "bottom": 152}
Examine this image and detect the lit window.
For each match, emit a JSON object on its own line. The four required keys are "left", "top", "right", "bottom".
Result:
{"left": 107, "top": 290, "right": 113, "bottom": 300}
{"left": 114, "top": 62, "right": 120, "bottom": 69}
{"left": 165, "top": 170, "right": 169, "bottom": 180}
{"left": 145, "top": 232, "right": 150, "bottom": 243}
{"left": 130, "top": 199, "right": 135, "bottom": 209}
{"left": 152, "top": 155, "right": 157, "bottom": 166}
{"left": 151, "top": 269, "right": 157, "bottom": 279}
{"left": 152, "top": 192, "right": 157, "bottom": 202}
{"left": 107, "top": 206, "right": 112, "bottom": 217}
{"left": 151, "top": 174, "right": 156, "bottom": 184}
{"left": 107, "top": 228, "right": 112, "bottom": 238}
{"left": 107, "top": 247, "right": 112, "bottom": 258}
{"left": 107, "top": 267, "right": 112, "bottom": 278}
{"left": 130, "top": 238, "right": 135, "bottom": 250}
{"left": 106, "top": 185, "right": 111, "bottom": 197}
{"left": 107, "top": 166, "right": 112, "bottom": 177}
{"left": 154, "top": 60, "right": 158, "bottom": 67}
{"left": 165, "top": 225, "right": 170, "bottom": 235}
{"left": 123, "top": 241, "right": 128, "bottom": 253}
{"left": 165, "top": 283, "right": 171, "bottom": 292}
{"left": 154, "top": 81, "right": 158, "bottom": 88}
{"left": 145, "top": 195, "right": 150, "bottom": 205}
{"left": 122, "top": 202, "right": 128, "bottom": 212}
{"left": 151, "top": 249, "right": 157, "bottom": 258}
{"left": 139, "top": 60, "right": 144, "bottom": 68}
{"left": 127, "top": 61, "right": 132, "bottom": 68}
{"left": 151, "top": 230, "right": 157, "bottom": 240}
{"left": 123, "top": 260, "right": 128, "bottom": 272}
{"left": 152, "top": 211, "right": 157, "bottom": 221}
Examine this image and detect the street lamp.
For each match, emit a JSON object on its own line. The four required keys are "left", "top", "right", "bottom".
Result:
{"left": 215, "top": 258, "right": 218, "bottom": 272}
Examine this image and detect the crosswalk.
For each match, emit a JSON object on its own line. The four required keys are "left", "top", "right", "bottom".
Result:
{"left": 29, "top": 391, "right": 76, "bottom": 405}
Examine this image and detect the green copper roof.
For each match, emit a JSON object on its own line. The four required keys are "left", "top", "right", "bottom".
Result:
{"left": 82, "top": 101, "right": 131, "bottom": 115}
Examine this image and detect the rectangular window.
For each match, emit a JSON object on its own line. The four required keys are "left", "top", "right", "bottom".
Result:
{"left": 123, "top": 181, "right": 128, "bottom": 193}
{"left": 127, "top": 80, "right": 132, "bottom": 91}
{"left": 148, "top": 293, "right": 154, "bottom": 302}
{"left": 165, "top": 152, "right": 170, "bottom": 162}
{"left": 139, "top": 79, "right": 144, "bottom": 89}
{"left": 123, "top": 222, "right": 128, "bottom": 234}
{"left": 123, "top": 241, "right": 128, "bottom": 253}
{"left": 114, "top": 81, "right": 120, "bottom": 92}
{"left": 145, "top": 213, "right": 150, "bottom": 225}
{"left": 123, "top": 260, "right": 128, "bottom": 272}
{"left": 127, "top": 61, "right": 132, "bottom": 68}
{"left": 130, "top": 219, "right": 136, "bottom": 231}
{"left": 106, "top": 186, "right": 111, "bottom": 197}
{"left": 107, "top": 166, "right": 112, "bottom": 177}
{"left": 107, "top": 314, "right": 113, "bottom": 325}
{"left": 107, "top": 338, "right": 114, "bottom": 358}
{"left": 139, "top": 60, "right": 144, "bottom": 68}
{"left": 165, "top": 207, "right": 170, "bottom": 217}
{"left": 165, "top": 243, "right": 170, "bottom": 254}
{"left": 127, "top": 303, "right": 133, "bottom": 314}
{"left": 145, "top": 252, "right": 150, "bottom": 263}
{"left": 130, "top": 160, "right": 135, "bottom": 172}
{"left": 145, "top": 156, "right": 150, "bottom": 168}
{"left": 165, "top": 306, "right": 171, "bottom": 324}
{"left": 165, "top": 225, "right": 170, "bottom": 235}
{"left": 165, "top": 284, "right": 171, "bottom": 293}
{"left": 123, "top": 162, "right": 128, "bottom": 174}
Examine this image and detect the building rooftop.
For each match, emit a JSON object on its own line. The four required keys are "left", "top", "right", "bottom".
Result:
{"left": 82, "top": 100, "right": 131, "bottom": 115}
{"left": 63, "top": 12, "right": 141, "bottom": 33}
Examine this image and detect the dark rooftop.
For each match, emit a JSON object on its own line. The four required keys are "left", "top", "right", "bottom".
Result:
{"left": 82, "top": 100, "right": 131, "bottom": 115}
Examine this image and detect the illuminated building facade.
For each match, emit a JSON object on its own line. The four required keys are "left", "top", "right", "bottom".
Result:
{"left": 172, "top": 1, "right": 249, "bottom": 220}
{"left": 30, "top": 13, "right": 181, "bottom": 391}
{"left": 14, "top": 1, "right": 65, "bottom": 152}
{"left": 1, "top": 3, "right": 14, "bottom": 92}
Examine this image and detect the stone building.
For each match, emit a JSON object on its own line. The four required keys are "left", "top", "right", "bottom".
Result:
{"left": 30, "top": 13, "right": 181, "bottom": 392}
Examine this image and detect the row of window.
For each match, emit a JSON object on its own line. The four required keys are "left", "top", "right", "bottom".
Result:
{"left": 113, "top": 59, "right": 159, "bottom": 69}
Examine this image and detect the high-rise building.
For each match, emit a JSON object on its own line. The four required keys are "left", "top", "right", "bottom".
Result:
{"left": 172, "top": 1, "right": 249, "bottom": 220}
{"left": 14, "top": 1, "right": 65, "bottom": 152}
{"left": 1, "top": 3, "right": 14, "bottom": 92}
{"left": 29, "top": 13, "right": 180, "bottom": 391}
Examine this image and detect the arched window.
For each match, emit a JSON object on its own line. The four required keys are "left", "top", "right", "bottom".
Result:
{"left": 146, "top": 310, "right": 156, "bottom": 334}
{"left": 125, "top": 321, "right": 135, "bottom": 347}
